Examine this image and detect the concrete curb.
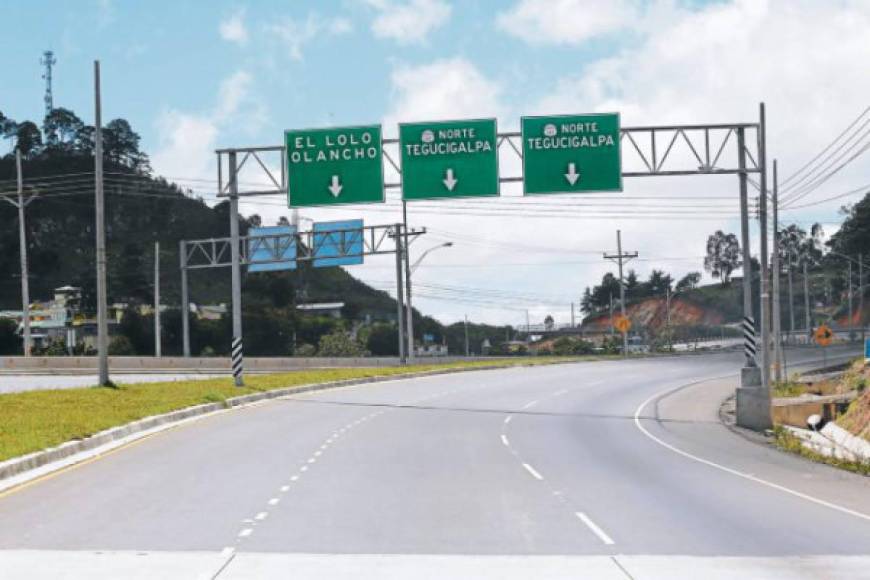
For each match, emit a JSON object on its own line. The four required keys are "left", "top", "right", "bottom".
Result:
{"left": 0, "top": 360, "right": 570, "bottom": 493}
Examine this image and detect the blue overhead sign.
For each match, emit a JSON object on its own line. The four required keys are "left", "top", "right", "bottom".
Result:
{"left": 312, "top": 219, "right": 364, "bottom": 268}
{"left": 865, "top": 338, "right": 870, "bottom": 361}
{"left": 248, "top": 226, "right": 297, "bottom": 272}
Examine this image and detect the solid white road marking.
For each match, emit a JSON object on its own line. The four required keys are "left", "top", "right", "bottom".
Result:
{"left": 255, "top": 512, "right": 268, "bottom": 521}
{"left": 522, "top": 463, "right": 544, "bottom": 481}
{"left": 575, "top": 512, "right": 615, "bottom": 545}
{"left": 501, "top": 434, "right": 510, "bottom": 447}
{"left": 238, "top": 528, "right": 253, "bottom": 538}
{"left": 633, "top": 386, "right": 870, "bottom": 524}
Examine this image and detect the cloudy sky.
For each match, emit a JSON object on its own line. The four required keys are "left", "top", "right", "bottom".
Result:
{"left": 3, "top": 0, "right": 870, "bottom": 327}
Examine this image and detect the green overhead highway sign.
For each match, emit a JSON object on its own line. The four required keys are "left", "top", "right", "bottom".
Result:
{"left": 285, "top": 125, "right": 384, "bottom": 207}
{"left": 521, "top": 113, "right": 621, "bottom": 195}
{"left": 400, "top": 118, "right": 499, "bottom": 200}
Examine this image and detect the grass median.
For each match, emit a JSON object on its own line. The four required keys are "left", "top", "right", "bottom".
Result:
{"left": 0, "top": 357, "right": 590, "bottom": 463}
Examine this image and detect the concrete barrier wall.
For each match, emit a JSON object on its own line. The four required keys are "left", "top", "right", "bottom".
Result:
{"left": 0, "top": 355, "right": 499, "bottom": 372}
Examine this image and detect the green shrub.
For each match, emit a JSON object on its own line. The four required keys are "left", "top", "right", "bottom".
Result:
{"left": 317, "top": 332, "right": 365, "bottom": 357}
{"left": 108, "top": 335, "right": 136, "bottom": 355}
{"left": 294, "top": 343, "right": 317, "bottom": 357}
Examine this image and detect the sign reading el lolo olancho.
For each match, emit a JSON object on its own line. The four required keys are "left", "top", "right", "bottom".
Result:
{"left": 285, "top": 125, "right": 384, "bottom": 207}
{"left": 400, "top": 119, "right": 499, "bottom": 200}
{"left": 521, "top": 113, "right": 622, "bottom": 195}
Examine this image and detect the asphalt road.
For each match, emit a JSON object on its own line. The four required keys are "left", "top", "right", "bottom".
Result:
{"left": 1, "top": 348, "right": 869, "bottom": 579}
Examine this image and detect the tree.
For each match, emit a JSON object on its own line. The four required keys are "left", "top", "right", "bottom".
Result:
{"left": 676, "top": 272, "right": 701, "bottom": 291}
{"left": 44, "top": 108, "right": 85, "bottom": 152}
{"left": 646, "top": 269, "right": 673, "bottom": 295}
{"left": 14, "top": 121, "right": 42, "bottom": 158}
{"left": 366, "top": 323, "right": 398, "bottom": 356}
{"left": 103, "top": 118, "right": 149, "bottom": 171}
{"left": 704, "top": 230, "right": 741, "bottom": 284}
{"left": 0, "top": 111, "right": 17, "bottom": 150}
{"left": 544, "top": 314, "right": 554, "bottom": 330}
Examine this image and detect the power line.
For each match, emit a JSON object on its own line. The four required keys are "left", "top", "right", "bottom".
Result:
{"left": 779, "top": 105, "right": 870, "bottom": 190}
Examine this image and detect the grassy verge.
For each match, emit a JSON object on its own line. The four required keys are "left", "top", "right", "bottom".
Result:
{"left": 772, "top": 426, "right": 870, "bottom": 476}
{"left": 0, "top": 357, "right": 589, "bottom": 463}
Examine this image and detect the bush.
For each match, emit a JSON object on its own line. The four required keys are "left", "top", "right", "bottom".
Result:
{"left": 317, "top": 332, "right": 365, "bottom": 357}
{"left": 0, "top": 318, "right": 20, "bottom": 355}
{"left": 108, "top": 335, "right": 136, "bottom": 355}
{"left": 294, "top": 343, "right": 317, "bottom": 357}
{"left": 365, "top": 323, "right": 398, "bottom": 356}
{"left": 33, "top": 338, "right": 69, "bottom": 356}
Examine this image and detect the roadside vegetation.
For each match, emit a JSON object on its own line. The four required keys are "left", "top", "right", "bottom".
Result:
{"left": 772, "top": 426, "right": 870, "bottom": 476}
{"left": 0, "top": 357, "right": 590, "bottom": 463}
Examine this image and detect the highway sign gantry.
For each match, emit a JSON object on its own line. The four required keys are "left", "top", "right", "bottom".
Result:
{"left": 399, "top": 118, "right": 499, "bottom": 200}
{"left": 286, "top": 125, "right": 384, "bottom": 207}
{"left": 521, "top": 113, "right": 622, "bottom": 195}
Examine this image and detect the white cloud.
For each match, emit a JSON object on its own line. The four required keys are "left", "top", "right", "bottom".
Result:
{"left": 219, "top": 8, "right": 249, "bottom": 46}
{"left": 268, "top": 13, "right": 353, "bottom": 61}
{"left": 365, "top": 0, "right": 451, "bottom": 45}
{"left": 496, "top": 0, "right": 638, "bottom": 45}
{"left": 384, "top": 57, "right": 505, "bottom": 129}
{"left": 151, "top": 71, "right": 258, "bottom": 182}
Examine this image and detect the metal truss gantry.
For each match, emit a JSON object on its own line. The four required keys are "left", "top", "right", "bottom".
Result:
{"left": 211, "top": 107, "right": 770, "bottom": 431}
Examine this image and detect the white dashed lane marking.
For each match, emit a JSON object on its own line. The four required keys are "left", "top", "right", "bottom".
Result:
{"left": 501, "top": 434, "right": 510, "bottom": 447}
{"left": 522, "top": 463, "right": 544, "bottom": 481}
{"left": 575, "top": 512, "right": 615, "bottom": 545}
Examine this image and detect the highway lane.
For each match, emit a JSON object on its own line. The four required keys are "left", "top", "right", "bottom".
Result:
{"left": 0, "top": 349, "right": 868, "bottom": 578}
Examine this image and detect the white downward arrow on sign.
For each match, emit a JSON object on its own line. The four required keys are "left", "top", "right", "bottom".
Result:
{"left": 328, "top": 175, "right": 343, "bottom": 197}
{"left": 443, "top": 168, "right": 458, "bottom": 191}
{"left": 565, "top": 163, "right": 580, "bottom": 185}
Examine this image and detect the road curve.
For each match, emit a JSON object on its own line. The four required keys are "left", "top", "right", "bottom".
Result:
{"left": 1, "top": 348, "right": 868, "bottom": 579}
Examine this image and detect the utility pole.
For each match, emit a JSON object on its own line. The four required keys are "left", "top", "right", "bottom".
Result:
{"left": 402, "top": 201, "right": 414, "bottom": 363}
{"left": 771, "top": 160, "right": 783, "bottom": 382}
{"left": 571, "top": 302, "right": 575, "bottom": 328}
{"left": 394, "top": 224, "right": 405, "bottom": 363}
{"left": 14, "top": 150, "right": 32, "bottom": 356}
{"left": 180, "top": 240, "right": 190, "bottom": 357}
{"left": 94, "top": 61, "right": 109, "bottom": 386}
{"left": 154, "top": 241, "right": 161, "bottom": 357}
{"left": 666, "top": 287, "right": 673, "bottom": 352}
{"left": 787, "top": 254, "right": 795, "bottom": 344}
{"left": 803, "top": 260, "right": 811, "bottom": 341}
{"left": 848, "top": 261, "right": 854, "bottom": 341}
{"left": 758, "top": 102, "right": 771, "bottom": 392}
{"left": 860, "top": 254, "right": 865, "bottom": 344}
{"left": 609, "top": 293, "right": 614, "bottom": 337}
{"left": 604, "top": 230, "right": 638, "bottom": 357}
{"left": 464, "top": 315, "right": 469, "bottom": 357}
{"left": 525, "top": 309, "right": 530, "bottom": 337}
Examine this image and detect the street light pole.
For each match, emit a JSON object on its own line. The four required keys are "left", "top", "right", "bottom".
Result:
{"left": 405, "top": 240, "right": 453, "bottom": 362}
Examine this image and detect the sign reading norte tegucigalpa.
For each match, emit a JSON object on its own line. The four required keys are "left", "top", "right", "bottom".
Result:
{"left": 285, "top": 125, "right": 384, "bottom": 207}
{"left": 522, "top": 113, "right": 621, "bottom": 194}
{"left": 400, "top": 118, "right": 499, "bottom": 200}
